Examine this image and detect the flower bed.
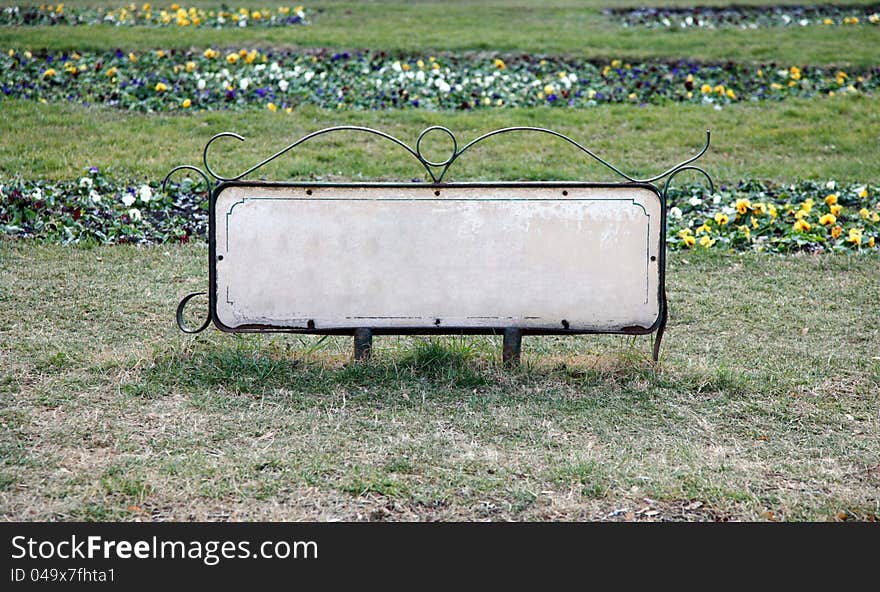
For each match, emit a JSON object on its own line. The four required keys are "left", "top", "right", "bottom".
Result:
{"left": 669, "top": 180, "right": 879, "bottom": 252}
{"left": 607, "top": 4, "right": 880, "bottom": 29}
{"left": 2, "top": 49, "right": 877, "bottom": 112}
{"left": 2, "top": 173, "right": 878, "bottom": 252}
{"left": 0, "top": 3, "right": 308, "bottom": 28}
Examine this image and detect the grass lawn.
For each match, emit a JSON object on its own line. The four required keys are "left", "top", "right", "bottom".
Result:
{"left": 2, "top": 96, "right": 879, "bottom": 184}
{"left": 2, "top": 1, "right": 880, "bottom": 66}
{"left": 1, "top": 241, "right": 878, "bottom": 520}
{"left": 1, "top": 0, "right": 879, "bottom": 521}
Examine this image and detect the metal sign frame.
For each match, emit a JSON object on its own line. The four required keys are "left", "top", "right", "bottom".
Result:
{"left": 165, "top": 126, "right": 713, "bottom": 364}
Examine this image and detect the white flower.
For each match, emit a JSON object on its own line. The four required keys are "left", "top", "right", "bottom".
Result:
{"left": 278, "top": 79, "right": 289, "bottom": 92}
{"left": 79, "top": 176, "right": 93, "bottom": 189}
{"left": 712, "top": 194, "right": 721, "bottom": 204}
{"left": 435, "top": 79, "right": 450, "bottom": 93}
{"left": 239, "top": 78, "right": 250, "bottom": 90}
{"left": 688, "top": 196, "right": 702, "bottom": 206}
{"left": 415, "top": 70, "right": 425, "bottom": 83}
{"left": 128, "top": 208, "right": 142, "bottom": 221}
{"left": 669, "top": 206, "right": 683, "bottom": 219}
{"left": 303, "top": 71, "right": 314, "bottom": 83}
{"left": 31, "top": 187, "right": 42, "bottom": 200}
{"left": 122, "top": 192, "right": 136, "bottom": 207}
{"left": 197, "top": 78, "right": 206, "bottom": 90}
{"left": 138, "top": 184, "right": 152, "bottom": 203}
{"left": 391, "top": 61, "right": 402, "bottom": 73}
{"left": 89, "top": 189, "right": 101, "bottom": 203}
{"left": 826, "top": 180, "right": 836, "bottom": 190}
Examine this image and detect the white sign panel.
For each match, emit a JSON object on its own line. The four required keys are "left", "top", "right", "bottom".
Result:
{"left": 212, "top": 184, "right": 663, "bottom": 332}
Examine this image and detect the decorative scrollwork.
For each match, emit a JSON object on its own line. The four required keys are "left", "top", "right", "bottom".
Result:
{"left": 198, "top": 125, "right": 711, "bottom": 185}
{"left": 163, "top": 165, "right": 214, "bottom": 333}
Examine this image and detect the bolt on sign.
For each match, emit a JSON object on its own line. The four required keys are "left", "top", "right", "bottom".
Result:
{"left": 166, "top": 126, "right": 713, "bottom": 364}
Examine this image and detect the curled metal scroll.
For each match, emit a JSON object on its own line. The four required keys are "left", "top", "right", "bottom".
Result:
{"left": 163, "top": 165, "right": 214, "bottom": 333}
{"left": 202, "top": 125, "right": 711, "bottom": 185}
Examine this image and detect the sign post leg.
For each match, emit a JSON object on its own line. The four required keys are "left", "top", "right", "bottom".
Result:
{"left": 502, "top": 328, "right": 522, "bottom": 367}
{"left": 354, "top": 328, "right": 373, "bottom": 361}
{"left": 652, "top": 289, "right": 668, "bottom": 362}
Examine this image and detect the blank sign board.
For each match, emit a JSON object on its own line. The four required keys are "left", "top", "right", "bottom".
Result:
{"left": 211, "top": 183, "right": 664, "bottom": 334}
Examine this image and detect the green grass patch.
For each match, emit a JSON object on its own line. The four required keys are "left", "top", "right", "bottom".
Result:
{"left": 2, "top": 96, "right": 879, "bottom": 183}
{"left": 1, "top": 240, "right": 878, "bottom": 520}
{"left": 1, "top": 1, "right": 879, "bottom": 66}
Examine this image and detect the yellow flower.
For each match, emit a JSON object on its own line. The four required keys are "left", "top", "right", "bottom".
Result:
{"left": 794, "top": 209, "right": 808, "bottom": 220}
{"left": 831, "top": 225, "right": 842, "bottom": 239}
{"left": 156, "top": 50, "right": 165, "bottom": 59}
{"left": 267, "top": 102, "right": 277, "bottom": 112}
{"left": 611, "top": 59, "right": 621, "bottom": 68}
{"left": 735, "top": 198, "right": 751, "bottom": 215}
{"left": 793, "top": 219, "right": 811, "bottom": 232}
{"left": 105, "top": 66, "right": 118, "bottom": 77}
{"left": 771, "top": 82, "right": 783, "bottom": 90}
{"left": 819, "top": 213, "right": 836, "bottom": 226}
{"left": 824, "top": 193, "right": 838, "bottom": 205}
{"left": 802, "top": 198, "right": 814, "bottom": 213}
{"left": 726, "top": 88, "right": 736, "bottom": 99}
{"left": 677, "top": 228, "right": 692, "bottom": 238}
{"left": 790, "top": 66, "right": 802, "bottom": 81}
{"left": 181, "top": 98, "right": 191, "bottom": 108}
{"left": 683, "top": 235, "right": 696, "bottom": 248}
{"left": 155, "top": 81, "right": 167, "bottom": 92}
{"left": 858, "top": 187, "right": 869, "bottom": 199}
{"left": 402, "top": 62, "right": 410, "bottom": 71}
{"left": 714, "top": 84, "right": 725, "bottom": 95}
{"left": 714, "top": 213, "right": 729, "bottom": 226}
{"left": 869, "top": 237, "right": 876, "bottom": 248}
{"left": 823, "top": 18, "right": 833, "bottom": 25}
{"left": 848, "top": 228, "right": 863, "bottom": 245}
{"left": 696, "top": 223, "right": 711, "bottom": 235}
{"left": 170, "top": 3, "right": 179, "bottom": 10}
{"left": 699, "top": 235, "right": 715, "bottom": 248}
{"left": 739, "top": 225, "right": 751, "bottom": 239}
{"left": 43, "top": 68, "right": 57, "bottom": 78}
{"left": 226, "top": 53, "right": 239, "bottom": 64}
{"left": 543, "top": 84, "right": 554, "bottom": 95}
{"left": 203, "top": 48, "right": 218, "bottom": 59}
{"left": 768, "top": 204, "right": 778, "bottom": 219}
{"left": 830, "top": 204, "right": 842, "bottom": 217}
{"left": 185, "top": 61, "right": 195, "bottom": 73}
{"left": 859, "top": 208, "right": 871, "bottom": 219}
{"left": 128, "top": 52, "right": 137, "bottom": 62}
{"left": 752, "top": 202, "right": 767, "bottom": 216}
{"left": 700, "top": 84, "right": 712, "bottom": 94}
{"left": 245, "top": 50, "right": 258, "bottom": 64}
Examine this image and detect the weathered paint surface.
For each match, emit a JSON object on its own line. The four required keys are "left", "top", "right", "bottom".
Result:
{"left": 213, "top": 184, "right": 662, "bottom": 331}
